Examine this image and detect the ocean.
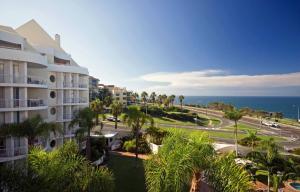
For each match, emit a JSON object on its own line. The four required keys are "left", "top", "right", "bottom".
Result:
{"left": 178, "top": 96, "right": 300, "bottom": 120}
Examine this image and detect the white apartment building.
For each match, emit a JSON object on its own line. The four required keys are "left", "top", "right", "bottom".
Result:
{"left": 0, "top": 20, "right": 89, "bottom": 165}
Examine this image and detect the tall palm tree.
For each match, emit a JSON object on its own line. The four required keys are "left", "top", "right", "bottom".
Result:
{"left": 178, "top": 95, "right": 185, "bottom": 109}
{"left": 90, "top": 99, "right": 104, "bottom": 125}
{"left": 69, "top": 107, "right": 94, "bottom": 160}
{"left": 0, "top": 115, "right": 61, "bottom": 147}
{"left": 224, "top": 108, "right": 243, "bottom": 156}
{"left": 169, "top": 95, "right": 176, "bottom": 106}
{"left": 133, "top": 92, "right": 139, "bottom": 103}
{"left": 141, "top": 91, "right": 148, "bottom": 104}
{"left": 123, "top": 106, "right": 152, "bottom": 161}
{"left": 150, "top": 92, "right": 156, "bottom": 103}
{"left": 110, "top": 101, "right": 123, "bottom": 129}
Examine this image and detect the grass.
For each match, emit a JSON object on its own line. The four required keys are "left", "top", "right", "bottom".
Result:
{"left": 108, "top": 154, "right": 147, "bottom": 192}
{"left": 160, "top": 126, "right": 285, "bottom": 142}
{"left": 223, "top": 123, "right": 259, "bottom": 131}
{"left": 152, "top": 116, "right": 196, "bottom": 126}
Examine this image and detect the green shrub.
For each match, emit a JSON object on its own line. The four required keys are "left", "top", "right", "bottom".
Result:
{"left": 141, "top": 106, "right": 166, "bottom": 117}
{"left": 164, "top": 106, "right": 189, "bottom": 113}
{"left": 166, "top": 112, "right": 196, "bottom": 122}
{"left": 238, "top": 137, "right": 261, "bottom": 147}
{"left": 291, "top": 148, "right": 300, "bottom": 155}
{"left": 123, "top": 138, "right": 151, "bottom": 154}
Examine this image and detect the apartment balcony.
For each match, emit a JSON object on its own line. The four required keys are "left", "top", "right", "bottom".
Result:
{"left": 63, "top": 98, "right": 87, "bottom": 104}
{"left": 0, "top": 99, "right": 47, "bottom": 109}
{"left": 0, "top": 146, "right": 27, "bottom": 158}
{"left": 63, "top": 114, "right": 73, "bottom": 121}
{"left": 0, "top": 74, "right": 47, "bottom": 87}
{"left": 27, "top": 76, "right": 47, "bottom": 86}
{"left": 79, "top": 83, "right": 88, "bottom": 88}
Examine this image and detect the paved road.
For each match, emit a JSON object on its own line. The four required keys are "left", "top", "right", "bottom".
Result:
{"left": 182, "top": 105, "right": 300, "bottom": 149}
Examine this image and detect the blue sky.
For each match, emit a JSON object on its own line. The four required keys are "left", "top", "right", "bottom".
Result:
{"left": 1, "top": 0, "right": 300, "bottom": 95}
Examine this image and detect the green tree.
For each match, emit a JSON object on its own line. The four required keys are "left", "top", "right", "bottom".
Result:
{"left": 104, "top": 96, "right": 113, "bottom": 107}
{"left": 110, "top": 101, "right": 123, "bottom": 129}
{"left": 141, "top": 91, "right": 148, "bottom": 103}
{"left": 0, "top": 141, "right": 114, "bottom": 192}
{"left": 123, "top": 106, "right": 152, "bottom": 161}
{"left": 0, "top": 115, "right": 61, "bottom": 147}
{"left": 224, "top": 109, "right": 243, "bottom": 156}
{"left": 178, "top": 95, "right": 185, "bottom": 109}
{"left": 247, "top": 130, "right": 258, "bottom": 151}
{"left": 69, "top": 107, "right": 94, "bottom": 160}
{"left": 150, "top": 92, "right": 156, "bottom": 103}
{"left": 205, "top": 153, "right": 252, "bottom": 192}
{"left": 90, "top": 99, "right": 105, "bottom": 125}
{"left": 169, "top": 95, "right": 176, "bottom": 106}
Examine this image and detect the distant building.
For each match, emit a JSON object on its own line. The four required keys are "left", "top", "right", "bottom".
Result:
{"left": 100, "top": 84, "right": 128, "bottom": 106}
{"left": 0, "top": 20, "right": 89, "bottom": 165}
{"left": 89, "top": 76, "right": 100, "bottom": 101}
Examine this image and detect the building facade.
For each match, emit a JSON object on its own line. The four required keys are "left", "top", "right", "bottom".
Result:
{"left": 89, "top": 76, "right": 100, "bottom": 101}
{"left": 0, "top": 20, "right": 89, "bottom": 165}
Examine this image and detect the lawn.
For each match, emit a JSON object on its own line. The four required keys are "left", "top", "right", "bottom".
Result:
{"left": 107, "top": 154, "right": 147, "bottom": 192}
{"left": 160, "top": 127, "right": 285, "bottom": 142}
{"left": 223, "top": 123, "right": 259, "bottom": 131}
{"left": 152, "top": 116, "right": 196, "bottom": 126}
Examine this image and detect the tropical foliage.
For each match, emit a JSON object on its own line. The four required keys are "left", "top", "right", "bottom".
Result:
{"left": 69, "top": 107, "right": 94, "bottom": 160}
{"left": 224, "top": 108, "right": 243, "bottom": 156}
{"left": 110, "top": 101, "right": 123, "bottom": 129}
{"left": 90, "top": 98, "right": 105, "bottom": 125}
{"left": 205, "top": 153, "right": 252, "bottom": 192}
{"left": 0, "top": 115, "right": 61, "bottom": 146}
{"left": 0, "top": 141, "right": 114, "bottom": 192}
{"left": 123, "top": 106, "right": 152, "bottom": 160}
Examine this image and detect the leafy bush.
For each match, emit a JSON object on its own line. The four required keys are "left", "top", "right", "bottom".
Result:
{"left": 123, "top": 138, "right": 151, "bottom": 154}
{"left": 165, "top": 112, "right": 196, "bottom": 122}
{"left": 91, "top": 137, "right": 106, "bottom": 161}
{"left": 164, "top": 106, "right": 189, "bottom": 113}
{"left": 140, "top": 105, "right": 166, "bottom": 117}
{"left": 146, "top": 126, "right": 168, "bottom": 145}
{"left": 238, "top": 137, "right": 261, "bottom": 147}
{"left": 291, "top": 148, "right": 300, "bottom": 155}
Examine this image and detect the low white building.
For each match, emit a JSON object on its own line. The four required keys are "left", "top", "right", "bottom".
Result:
{"left": 0, "top": 20, "right": 89, "bottom": 165}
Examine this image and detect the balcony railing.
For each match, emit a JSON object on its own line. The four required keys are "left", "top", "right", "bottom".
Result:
{"left": 63, "top": 98, "right": 87, "bottom": 104}
{"left": 63, "top": 114, "right": 73, "bottom": 121}
{"left": 0, "top": 74, "right": 46, "bottom": 85}
{"left": 79, "top": 84, "right": 88, "bottom": 88}
{"left": 27, "top": 76, "right": 47, "bottom": 85}
{"left": 0, "top": 99, "right": 46, "bottom": 108}
{"left": 0, "top": 146, "right": 27, "bottom": 157}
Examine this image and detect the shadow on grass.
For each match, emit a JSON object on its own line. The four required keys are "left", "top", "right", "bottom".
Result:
{"left": 108, "top": 154, "right": 147, "bottom": 192}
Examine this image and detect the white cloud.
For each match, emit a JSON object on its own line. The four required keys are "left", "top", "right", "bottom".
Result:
{"left": 139, "top": 70, "right": 300, "bottom": 95}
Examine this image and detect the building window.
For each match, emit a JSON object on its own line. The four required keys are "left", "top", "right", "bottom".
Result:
{"left": 50, "top": 75, "right": 55, "bottom": 83}
{"left": 50, "top": 91, "right": 56, "bottom": 98}
{"left": 50, "top": 107, "right": 56, "bottom": 115}
{"left": 0, "top": 40, "right": 21, "bottom": 50}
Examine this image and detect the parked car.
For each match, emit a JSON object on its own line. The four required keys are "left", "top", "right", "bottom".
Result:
{"left": 107, "top": 116, "right": 120, "bottom": 122}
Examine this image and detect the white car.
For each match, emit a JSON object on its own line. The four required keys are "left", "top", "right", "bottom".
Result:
{"left": 107, "top": 116, "right": 120, "bottom": 122}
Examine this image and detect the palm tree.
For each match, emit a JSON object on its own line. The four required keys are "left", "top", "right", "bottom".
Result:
{"left": 110, "top": 101, "right": 123, "bottom": 129}
{"left": 133, "top": 92, "right": 139, "bottom": 103}
{"left": 246, "top": 130, "right": 258, "bottom": 151}
{"left": 104, "top": 96, "right": 113, "bottom": 107}
{"left": 150, "top": 92, "right": 156, "bottom": 103}
{"left": 0, "top": 115, "right": 61, "bottom": 147}
{"left": 146, "top": 130, "right": 251, "bottom": 192}
{"left": 224, "top": 108, "right": 243, "bottom": 156}
{"left": 141, "top": 91, "right": 148, "bottom": 104}
{"left": 123, "top": 106, "right": 152, "bottom": 161}
{"left": 178, "top": 95, "right": 185, "bottom": 109}
{"left": 90, "top": 99, "right": 105, "bottom": 125}
{"left": 69, "top": 107, "right": 94, "bottom": 160}
{"left": 248, "top": 138, "right": 281, "bottom": 192}
{"left": 169, "top": 95, "right": 176, "bottom": 106}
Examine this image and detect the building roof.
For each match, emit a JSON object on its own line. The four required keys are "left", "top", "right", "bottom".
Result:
{"left": 16, "top": 19, "right": 65, "bottom": 52}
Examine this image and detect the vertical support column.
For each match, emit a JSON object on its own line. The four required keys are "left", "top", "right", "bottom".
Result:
{"left": 19, "top": 62, "right": 27, "bottom": 84}
{"left": 56, "top": 72, "right": 63, "bottom": 89}
{"left": 19, "top": 88, "right": 27, "bottom": 107}
{"left": 4, "top": 60, "right": 13, "bottom": 83}
{"left": 4, "top": 87, "right": 13, "bottom": 108}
